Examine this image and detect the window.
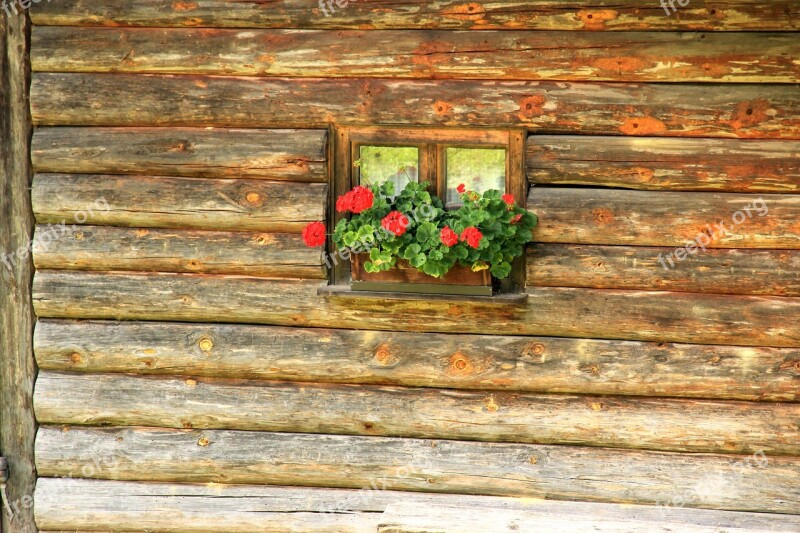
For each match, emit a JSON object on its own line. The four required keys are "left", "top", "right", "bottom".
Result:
{"left": 331, "top": 126, "right": 528, "bottom": 296}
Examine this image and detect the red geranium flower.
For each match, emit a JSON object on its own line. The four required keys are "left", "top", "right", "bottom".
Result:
{"left": 460, "top": 227, "right": 483, "bottom": 249}
{"left": 302, "top": 221, "right": 326, "bottom": 247}
{"left": 502, "top": 194, "right": 516, "bottom": 206}
{"left": 440, "top": 226, "right": 458, "bottom": 247}
{"left": 456, "top": 183, "right": 466, "bottom": 194}
{"left": 349, "top": 186, "right": 374, "bottom": 214}
{"left": 510, "top": 213, "right": 523, "bottom": 225}
{"left": 336, "top": 186, "right": 374, "bottom": 214}
{"left": 335, "top": 194, "right": 352, "bottom": 213}
{"left": 381, "top": 211, "right": 410, "bottom": 237}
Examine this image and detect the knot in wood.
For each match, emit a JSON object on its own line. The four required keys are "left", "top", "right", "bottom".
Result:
{"left": 448, "top": 351, "right": 474, "bottom": 375}
{"left": 245, "top": 192, "right": 263, "bottom": 206}
{"left": 198, "top": 337, "right": 214, "bottom": 353}
{"left": 592, "top": 208, "right": 614, "bottom": 225}
{"left": 522, "top": 342, "right": 546, "bottom": 363}
{"left": 485, "top": 395, "right": 499, "bottom": 412}
{"left": 373, "top": 343, "right": 396, "bottom": 366}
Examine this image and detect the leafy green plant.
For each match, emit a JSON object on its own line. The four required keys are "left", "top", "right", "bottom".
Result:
{"left": 310, "top": 179, "right": 537, "bottom": 280}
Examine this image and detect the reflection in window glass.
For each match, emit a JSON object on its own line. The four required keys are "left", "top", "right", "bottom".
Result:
{"left": 359, "top": 146, "right": 419, "bottom": 191}
{"left": 446, "top": 148, "right": 506, "bottom": 207}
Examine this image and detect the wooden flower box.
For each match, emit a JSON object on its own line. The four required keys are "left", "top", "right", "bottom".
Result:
{"left": 350, "top": 253, "right": 493, "bottom": 296}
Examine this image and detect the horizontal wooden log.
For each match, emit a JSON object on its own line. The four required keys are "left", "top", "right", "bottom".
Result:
{"left": 529, "top": 188, "right": 800, "bottom": 248}
{"left": 32, "top": 225, "right": 325, "bottom": 279}
{"left": 31, "top": 174, "right": 326, "bottom": 233}
{"left": 33, "top": 320, "right": 800, "bottom": 402}
{"left": 27, "top": 1, "right": 800, "bottom": 31}
{"left": 34, "top": 426, "right": 800, "bottom": 514}
{"left": 31, "top": 272, "right": 800, "bottom": 348}
{"left": 30, "top": 27, "right": 800, "bottom": 83}
{"left": 36, "top": 479, "right": 800, "bottom": 533}
{"left": 31, "top": 73, "right": 800, "bottom": 139}
{"left": 527, "top": 136, "right": 800, "bottom": 192}
{"left": 39, "top": 479, "right": 800, "bottom": 533}
{"left": 528, "top": 244, "right": 800, "bottom": 297}
{"left": 378, "top": 501, "right": 800, "bottom": 533}
{"left": 34, "top": 371, "right": 800, "bottom": 455}
{"left": 31, "top": 127, "right": 327, "bottom": 181}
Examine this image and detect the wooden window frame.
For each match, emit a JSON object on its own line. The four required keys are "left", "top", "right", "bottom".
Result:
{"left": 331, "top": 125, "right": 528, "bottom": 294}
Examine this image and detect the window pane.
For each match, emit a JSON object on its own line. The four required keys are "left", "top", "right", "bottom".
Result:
{"left": 358, "top": 146, "right": 419, "bottom": 191}
{"left": 446, "top": 148, "right": 506, "bottom": 207}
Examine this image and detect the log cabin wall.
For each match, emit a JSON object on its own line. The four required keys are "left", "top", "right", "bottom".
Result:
{"left": 23, "top": 1, "right": 800, "bottom": 531}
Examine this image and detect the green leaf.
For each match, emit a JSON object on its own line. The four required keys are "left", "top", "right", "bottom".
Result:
{"left": 410, "top": 254, "right": 427, "bottom": 268}
{"left": 490, "top": 261, "right": 512, "bottom": 279}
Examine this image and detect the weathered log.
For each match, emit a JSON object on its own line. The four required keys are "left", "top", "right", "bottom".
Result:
{"left": 529, "top": 188, "right": 800, "bottom": 249}
{"left": 528, "top": 244, "right": 800, "bottom": 297}
{"left": 27, "top": 1, "right": 800, "bottom": 31}
{"left": 31, "top": 27, "right": 800, "bottom": 83}
{"left": 32, "top": 225, "right": 326, "bottom": 279}
{"left": 31, "top": 174, "right": 327, "bottom": 233}
{"left": 0, "top": 11, "right": 37, "bottom": 533}
{"left": 40, "top": 478, "right": 800, "bottom": 533}
{"left": 31, "top": 272, "right": 800, "bottom": 348}
{"left": 33, "top": 320, "right": 800, "bottom": 402}
{"left": 35, "top": 478, "right": 800, "bottom": 533}
{"left": 377, "top": 501, "right": 800, "bottom": 533}
{"left": 34, "top": 426, "right": 800, "bottom": 514}
{"left": 31, "top": 73, "right": 800, "bottom": 139}
{"left": 33, "top": 371, "right": 800, "bottom": 455}
{"left": 31, "top": 127, "right": 327, "bottom": 181}
{"left": 527, "top": 136, "right": 800, "bottom": 192}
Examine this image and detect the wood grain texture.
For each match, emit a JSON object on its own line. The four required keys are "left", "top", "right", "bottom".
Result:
{"left": 27, "top": 0, "right": 800, "bottom": 31}
{"left": 31, "top": 127, "right": 327, "bottom": 181}
{"left": 529, "top": 188, "right": 800, "bottom": 248}
{"left": 33, "top": 371, "right": 800, "bottom": 455}
{"left": 31, "top": 272, "right": 800, "bottom": 348}
{"left": 32, "top": 225, "right": 326, "bottom": 278}
{"left": 528, "top": 244, "right": 800, "bottom": 297}
{"left": 0, "top": 11, "right": 37, "bottom": 533}
{"left": 33, "top": 320, "right": 800, "bottom": 402}
{"left": 32, "top": 174, "right": 327, "bottom": 233}
{"left": 377, "top": 501, "right": 800, "bottom": 533}
{"left": 31, "top": 73, "right": 800, "bottom": 139}
{"left": 38, "top": 479, "right": 800, "bottom": 533}
{"left": 34, "top": 426, "right": 800, "bottom": 514}
{"left": 31, "top": 27, "right": 800, "bottom": 83}
{"left": 527, "top": 136, "right": 800, "bottom": 192}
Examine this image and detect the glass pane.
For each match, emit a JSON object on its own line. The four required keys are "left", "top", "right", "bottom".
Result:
{"left": 445, "top": 148, "right": 506, "bottom": 207}
{"left": 358, "top": 146, "right": 419, "bottom": 191}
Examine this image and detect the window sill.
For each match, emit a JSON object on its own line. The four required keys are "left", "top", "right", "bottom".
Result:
{"left": 317, "top": 284, "right": 529, "bottom": 305}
